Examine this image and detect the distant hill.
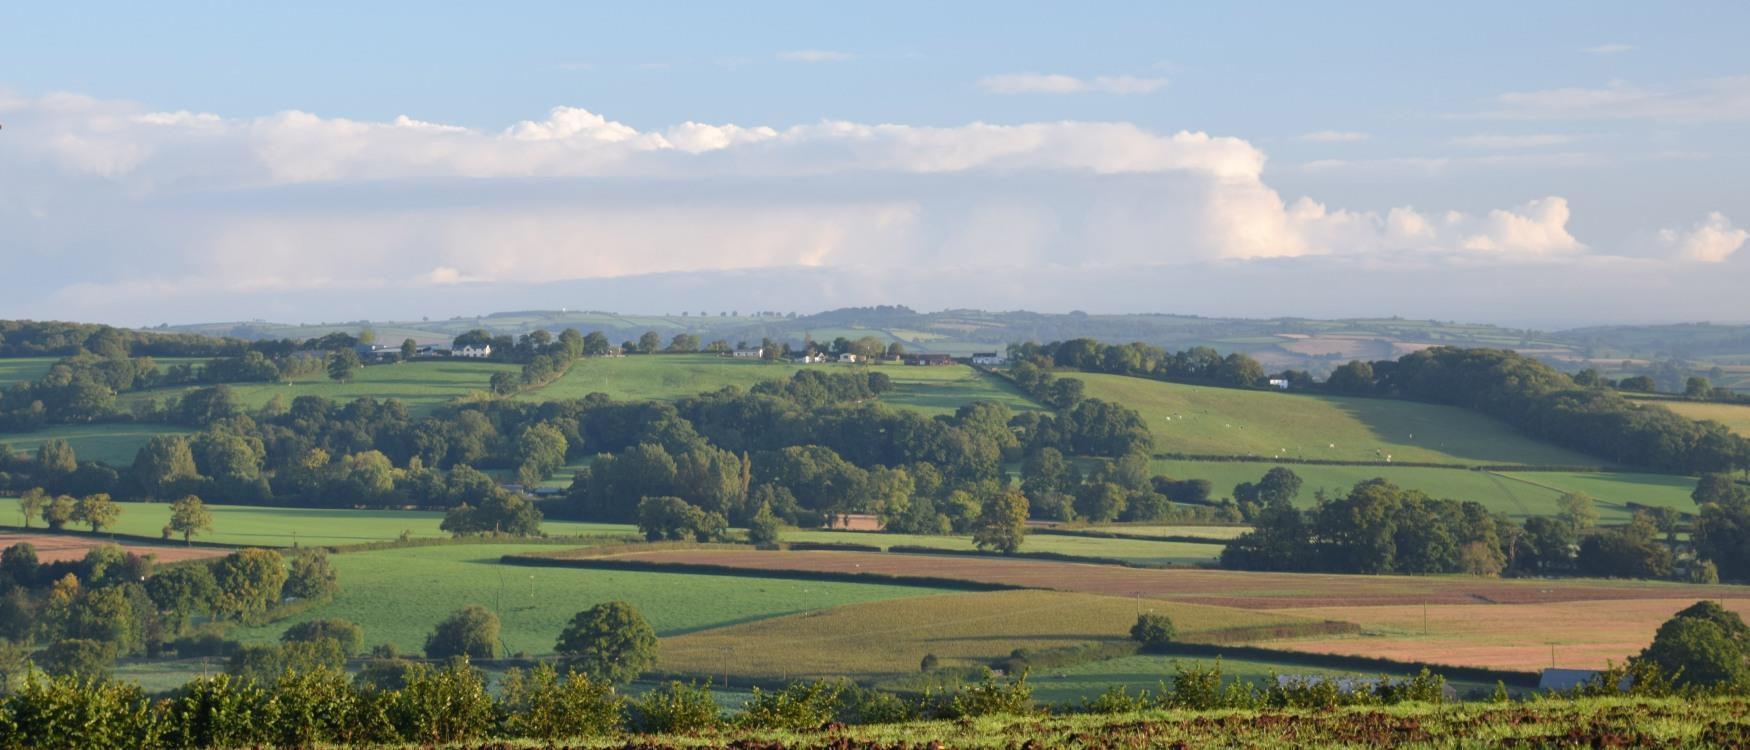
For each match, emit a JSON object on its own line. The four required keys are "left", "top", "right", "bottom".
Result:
{"left": 153, "top": 308, "right": 1750, "bottom": 388}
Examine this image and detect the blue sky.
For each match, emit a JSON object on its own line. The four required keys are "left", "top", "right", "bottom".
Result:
{"left": 2, "top": 2, "right": 1748, "bottom": 326}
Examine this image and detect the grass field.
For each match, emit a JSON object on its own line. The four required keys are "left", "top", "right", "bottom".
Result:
{"left": 0, "top": 498, "right": 635, "bottom": 547}
{"left": 233, "top": 545, "right": 945, "bottom": 656}
{"left": 1152, "top": 460, "right": 1696, "bottom": 523}
{"left": 1075, "top": 372, "right": 1597, "bottom": 466}
{"left": 117, "top": 360, "right": 519, "bottom": 417}
{"left": 1646, "top": 399, "right": 1750, "bottom": 437}
{"left": 782, "top": 529, "right": 1222, "bottom": 566}
{"left": 0, "top": 423, "right": 193, "bottom": 465}
{"left": 659, "top": 589, "right": 1316, "bottom": 681}
{"left": 523, "top": 355, "right": 1040, "bottom": 416}
{"left": 0, "top": 358, "right": 55, "bottom": 387}
{"left": 1075, "top": 525, "right": 1251, "bottom": 541}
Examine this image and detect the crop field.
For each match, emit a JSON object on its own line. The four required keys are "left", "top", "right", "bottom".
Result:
{"left": 782, "top": 529, "right": 1223, "bottom": 566}
{"left": 522, "top": 355, "right": 1040, "bottom": 416}
{"left": 0, "top": 498, "right": 635, "bottom": 547}
{"left": 117, "top": 360, "right": 519, "bottom": 417}
{"left": 1074, "top": 372, "right": 1597, "bottom": 466}
{"left": 0, "top": 531, "right": 226, "bottom": 564}
{"left": 0, "top": 357, "right": 55, "bottom": 387}
{"left": 659, "top": 589, "right": 1318, "bottom": 681}
{"left": 232, "top": 545, "right": 946, "bottom": 656}
{"left": 1273, "top": 598, "right": 1750, "bottom": 672}
{"left": 0, "top": 423, "right": 193, "bottom": 465}
{"left": 1646, "top": 398, "right": 1750, "bottom": 437}
{"left": 599, "top": 549, "right": 1750, "bottom": 609}
{"left": 1152, "top": 460, "right": 1695, "bottom": 522}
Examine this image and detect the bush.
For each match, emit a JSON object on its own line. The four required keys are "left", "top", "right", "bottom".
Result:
{"left": 424, "top": 605, "right": 500, "bottom": 659}
{"left": 5, "top": 675, "right": 162, "bottom": 749}
{"left": 628, "top": 681, "right": 721, "bottom": 734}
{"left": 736, "top": 680, "right": 845, "bottom": 731}
{"left": 38, "top": 639, "right": 115, "bottom": 680}
{"left": 1130, "top": 613, "right": 1176, "bottom": 650}
{"left": 389, "top": 658, "right": 496, "bottom": 745}
{"left": 281, "top": 617, "right": 364, "bottom": 657}
{"left": 1080, "top": 685, "right": 1152, "bottom": 714}
{"left": 499, "top": 662, "right": 623, "bottom": 741}
{"left": 938, "top": 669, "right": 1033, "bottom": 719}
{"left": 1164, "top": 659, "right": 1225, "bottom": 709}
{"left": 266, "top": 667, "right": 381, "bottom": 748}
{"left": 162, "top": 674, "right": 270, "bottom": 749}
{"left": 282, "top": 550, "right": 340, "bottom": 601}
{"left": 835, "top": 684, "right": 918, "bottom": 725}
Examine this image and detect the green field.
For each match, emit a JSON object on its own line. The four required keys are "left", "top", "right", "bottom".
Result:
{"left": 0, "top": 423, "right": 193, "bottom": 465}
{"left": 524, "top": 355, "right": 1040, "bottom": 417}
{"left": 0, "top": 498, "right": 634, "bottom": 546}
{"left": 118, "top": 360, "right": 519, "bottom": 417}
{"left": 1076, "top": 372, "right": 1597, "bottom": 466}
{"left": 1077, "top": 525, "right": 1251, "bottom": 541}
{"left": 234, "top": 545, "right": 944, "bottom": 656}
{"left": 783, "top": 529, "right": 1221, "bottom": 566}
{"left": 1152, "top": 460, "right": 1696, "bottom": 523}
{"left": 661, "top": 589, "right": 1318, "bottom": 682}
{"left": 1647, "top": 399, "right": 1750, "bottom": 437}
{"left": 0, "top": 358, "right": 56, "bottom": 387}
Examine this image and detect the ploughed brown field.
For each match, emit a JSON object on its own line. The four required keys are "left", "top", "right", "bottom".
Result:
{"left": 0, "top": 532, "right": 228, "bottom": 564}
{"left": 599, "top": 549, "right": 1749, "bottom": 608}
{"left": 588, "top": 549, "right": 1750, "bottom": 672}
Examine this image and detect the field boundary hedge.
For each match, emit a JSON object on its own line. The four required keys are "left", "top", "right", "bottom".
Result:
{"left": 1150, "top": 642, "right": 1540, "bottom": 687}
{"left": 1032, "top": 527, "right": 1232, "bottom": 546}
{"left": 1183, "top": 620, "right": 1363, "bottom": 645}
{"left": 1154, "top": 453, "right": 1620, "bottom": 473}
{"left": 498, "top": 552, "right": 1026, "bottom": 591}
{"left": 885, "top": 544, "right": 1198, "bottom": 569}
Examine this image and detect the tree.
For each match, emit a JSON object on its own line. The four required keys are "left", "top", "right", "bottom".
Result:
{"left": 1686, "top": 376, "right": 1714, "bottom": 399}
{"left": 425, "top": 604, "right": 501, "bottom": 659}
{"left": 1256, "top": 467, "right": 1304, "bottom": 506}
{"left": 327, "top": 349, "right": 362, "bottom": 382}
{"left": 42, "top": 494, "right": 76, "bottom": 530}
{"left": 39, "top": 639, "right": 116, "bottom": 680}
{"left": 747, "top": 501, "right": 782, "bottom": 548}
{"left": 168, "top": 495, "right": 212, "bottom": 544}
{"left": 16, "top": 487, "right": 47, "bottom": 529}
{"left": 972, "top": 488, "right": 1028, "bottom": 554}
{"left": 212, "top": 548, "right": 287, "bottom": 622}
{"left": 72, "top": 493, "right": 120, "bottom": 534}
{"left": 145, "top": 564, "right": 218, "bottom": 634}
{"left": 131, "top": 435, "right": 201, "bottom": 499}
{"left": 556, "top": 601, "right": 659, "bottom": 685}
{"left": 637, "top": 331, "right": 662, "bottom": 354}
{"left": 1638, "top": 601, "right": 1750, "bottom": 688}
{"left": 1129, "top": 613, "right": 1176, "bottom": 650}
{"left": 583, "top": 331, "right": 611, "bottom": 356}
{"left": 1693, "top": 473, "right": 1749, "bottom": 507}
{"left": 35, "top": 439, "right": 77, "bottom": 476}
{"left": 1556, "top": 492, "right": 1599, "bottom": 535}
{"left": 400, "top": 338, "right": 418, "bottom": 360}
{"left": 283, "top": 549, "right": 340, "bottom": 601}
{"left": 637, "top": 496, "right": 727, "bottom": 542}
{"left": 282, "top": 617, "right": 364, "bottom": 657}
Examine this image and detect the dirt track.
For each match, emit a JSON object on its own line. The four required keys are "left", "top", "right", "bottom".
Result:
{"left": 0, "top": 532, "right": 228, "bottom": 564}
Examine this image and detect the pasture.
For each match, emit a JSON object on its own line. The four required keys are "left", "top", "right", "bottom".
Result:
{"left": 0, "top": 423, "right": 192, "bottom": 465}
{"left": 0, "top": 498, "right": 635, "bottom": 547}
{"left": 782, "top": 529, "right": 1221, "bottom": 567}
{"left": 117, "top": 360, "right": 519, "bottom": 417}
{"left": 232, "top": 545, "right": 945, "bottom": 657}
{"left": 522, "top": 355, "right": 1040, "bottom": 416}
{"left": 0, "top": 358, "right": 55, "bottom": 387}
{"left": 659, "top": 589, "right": 1317, "bottom": 681}
{"left": 1647, "top": 398, "right": 1750, "bottom": 437}
{"left": 1152, "top": 460, "right": 1696, "bottom": 523}
{"left": 1074, "top": 372, "right": 1598, "bottom": 466}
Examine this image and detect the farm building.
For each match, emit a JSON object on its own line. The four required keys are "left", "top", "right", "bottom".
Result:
{"left": 792, "top": 352, "right": 826, "bottom": 364}
{"left": 731, "top": 348, "right": 765, "bottom": 359}
{"left": 838, "top": 353, "right": 861, "bottom": 364}
{"left": 824, "top": 513, "right": 885, "bottom": 531}
{"left": 903, "top": 353, "right": 953, "bottom": 366}
{"left": 415, "top": 344, "right": 449, "bottom": 356}
{"left": 455, "top": 344, "right": 493, "bottom": 359}
{"left": 1267, "top": 378, "right": 1290, "bottom": 389}
{"left": 971, "top": 352, "right": 1006, "bottom": 366}
{"left": 353, "top": 344, "right": 400, "bottom": 362}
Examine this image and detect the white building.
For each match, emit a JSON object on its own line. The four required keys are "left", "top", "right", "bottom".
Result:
{"left": 732, "top": 348, "right": 764, "bottom": 359}
{"left": 1268, "top": 378, "right": 1290, "bottom": 390}
{"left": 971, "top": 352, "right": 1006, "bottom": 366}
{"left": 455, "top": 344, "right": 493, "bottom": 358}
{"left": 792, "top": 352, "right": 825, "bottom": 364}
{"left": 838, "top": 353, "right": 860, "bottom": 364}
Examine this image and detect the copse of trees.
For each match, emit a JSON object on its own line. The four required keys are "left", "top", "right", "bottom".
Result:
{"left": 1009, "top": 339, "right": 1269, "bottom": 389}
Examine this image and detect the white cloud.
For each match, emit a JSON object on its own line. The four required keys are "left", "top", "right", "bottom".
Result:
{"left": 1448, "top": 133, "right": 1581, "bottom": 149}
{"left": 1294, "top": 130, "right": 1371, "bottom": 143}
{"left": 1482, "top": 75, "right": 1750, "bottom": 122}
{"left": 978, "top": 73, "right": 1166, "bottom": 95}
{"left": 1659, "top": 212, "right": 1748, "bottom": 262}
{"left": 1583, "top": 43, "right": 1636, "bottom": 55}
{"left": 778, "top": 49, "right": 854, "bottom": 63}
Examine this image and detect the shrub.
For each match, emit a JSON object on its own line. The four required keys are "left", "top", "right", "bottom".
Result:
{"left": 389, "top": 658, "right": 496, "bottom": 745}
{"left": 424, "top": 604, "right": 500, "bottom": 659}
{"left": 1164, "top": 659, "right": 1225, "bottom": 710}
{"left": 1130, "top": 613, "right": 1176, "bottom": 650}
{"left": 5, "top": 675, "right": 162, "bottom": 750}
{"left": 162, "top": 673, "right": 270, "bottom": 749}
{"left": 939, "top": 669, "right": 1033, "bottom": 719}
{"left": 282, "top": 550, "right": 341, "bottom": 601}
{"left": 628, "top": 681, "right": 721, "bottom": 734}
{"left": 1080, "top": 685, "right": 1151, "bottom": 714}
{"left": 736, "top": 680, "right": 845, "bottom": 731}
{"left": 499, "top": 662, "right": 622, "bottom": 741}
{"left": 835, "top": 684, "right": 918, "bottom": 725}
{"left": 265, "top": 667, "right": 373, "bottom": 748}
{"left": 920, "top": 653, "right": 939, "bottom": 672}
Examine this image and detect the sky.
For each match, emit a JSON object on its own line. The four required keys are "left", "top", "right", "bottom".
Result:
{"left": 2, "top": 1, "right": 1748, "bottom": 328}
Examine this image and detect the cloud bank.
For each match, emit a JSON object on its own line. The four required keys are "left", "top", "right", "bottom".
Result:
{"left": 0, "top": 90, "right": 1740, "bottom": 325}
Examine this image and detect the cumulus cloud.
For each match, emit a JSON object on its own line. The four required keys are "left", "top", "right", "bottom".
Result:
{"left": 978, "top": 73, "right": 1167, "bottom": 95}
{"left": 0, "top": 90, "right": 1717, "bottom": 324}
{"left": 1659, "top": 212, "right": 1748, "bottom": 262}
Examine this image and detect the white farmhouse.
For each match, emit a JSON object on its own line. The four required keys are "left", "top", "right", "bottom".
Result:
{"left": 455, "top": 344, "right": 493, "bottom": 359}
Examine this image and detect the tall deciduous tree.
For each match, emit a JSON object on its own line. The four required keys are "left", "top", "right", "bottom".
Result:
{"left": 16, "top": 488, "right": 48, "bottom": 529}
{"left": 168, "top": 495, "right": 212, "bottom": 544}
{"left": 425, "top": 604, "right": 500, "bottom": 659}
{"left": 72, "top": 493, "right": 120, "bottom": 534}
{"left": 973, "top": 488, "right": 1028, "bottom": 554}
{"left": 555, "top": 601, "right": 658, "bottom": 685}
{"left": 327, "top": 349, "right": 362, "bottom": 382}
